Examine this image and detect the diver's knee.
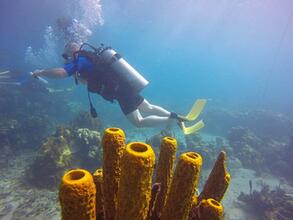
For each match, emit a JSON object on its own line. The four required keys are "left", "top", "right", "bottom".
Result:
{"left": 139, "top": 99, "right": 153, "bottom": 111}
{"left": 131, "top": 120, "right": 144, "bottom": 128}
{"left": 127, "top": 115, "right": 143, "bottom": 128}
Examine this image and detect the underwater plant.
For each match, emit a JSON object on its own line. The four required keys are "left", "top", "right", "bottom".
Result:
{"left": 58, "top": 127, "right": 231, "bottom": 220}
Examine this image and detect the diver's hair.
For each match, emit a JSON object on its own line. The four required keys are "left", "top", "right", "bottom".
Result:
{"left": 64, "top": 41, "right": 81, "bottom": 50}
{"left": 64, "top": 41, "right": 81, "bottom": 58}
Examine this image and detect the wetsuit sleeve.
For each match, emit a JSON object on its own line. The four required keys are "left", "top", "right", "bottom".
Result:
{"left": 63, "top": 61, "right": 77, "bottom": 76}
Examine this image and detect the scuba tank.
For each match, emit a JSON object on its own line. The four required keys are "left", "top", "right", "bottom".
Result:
{"left": 98, "top": 46, "right": 149, "bottom": 94}
{"left": 78, "top": 43, "right": 149, "bottom": 94}
{"left": 75, "top": 43, "right": 149, "bottom": 118}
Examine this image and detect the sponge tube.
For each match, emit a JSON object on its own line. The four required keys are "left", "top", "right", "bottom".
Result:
{"left": 154, "top": 137, "right": 177, "bottom": 217}
{"left": 102, "top": 128, "right": 126, "bottom": 220}
{"left": 59, "top": 169, "right": 96, "bottom": 220}
{"left": 161, "top": 152, "right": 202, "bottom": 220}
{"left": 117, "top": 142, "right": 155, "bottom": 220}
{"left": 199, "top": 151, "right": 230, "bottom": 202}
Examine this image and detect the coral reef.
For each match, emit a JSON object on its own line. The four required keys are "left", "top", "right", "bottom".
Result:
{"left": 146, "top": 128, "right": 185, "bottom": 153}
{"left": 205, "top": 108, "right": 293, "bottom": 141}
{"left": 58, "top": 128, "right": 231, "bottom": 220}
{"left": 227, "top": 126, "right": 293, "bottom": 184}
{"left": 0, "top": 79, "right": 72, "bottom": 153}
{"left": 279, "top": 134, "right": 293, "bottom": 183}
{"left": 59, "top": 169, "right": 96, "bottom": 220}
{"left": 75, "top": 128, "right": 102, "bottom": 166}
{"left": 185, "top": 133, "right": 206, "bottom": 149}
{"left": 238, "top": 185, "right": 293, "bottom": 220}
{"left": 227, "top": 127, "right": 267, "bottom": 172}
{"left": 26, "top": 134, "right": 73, "bottom": 187}
{"left": 185, "top": 132, "right": 229, "bottom": 170}
{"left": 70, "top": 111, "right": 102, "bottom": 131}
{"left": 146, "top": 128, "right": 175, "bottom": 151}
{"left": 26, "top": 124, "right": 102, "bottom": 188}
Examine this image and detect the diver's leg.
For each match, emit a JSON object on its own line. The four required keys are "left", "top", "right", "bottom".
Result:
{"left": 126, "top": 109, "right": 174, "bottom": 128}
{"left": 138, "top": 99, "right": 171, "bottom": 117}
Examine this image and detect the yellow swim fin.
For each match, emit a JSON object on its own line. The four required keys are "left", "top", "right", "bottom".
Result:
{"left": 181, "top": 120, "right": 205, "bottom": 135}
{"left": 185, "top": 99, "right": 207, "bottom": 121}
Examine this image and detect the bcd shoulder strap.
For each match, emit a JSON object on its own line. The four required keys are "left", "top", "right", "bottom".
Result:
{"left": 73, "top": 49, "right": 118, "bottom": 102}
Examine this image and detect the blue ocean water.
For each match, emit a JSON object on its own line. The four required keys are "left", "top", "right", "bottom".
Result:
{"left": 1, "top": 0, "right": 293, "bottom": 121}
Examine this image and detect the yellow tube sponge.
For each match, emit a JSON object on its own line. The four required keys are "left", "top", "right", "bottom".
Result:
{"left": 59, "top": 169, "right": 96, "bottom": 220}
{"left": 192, "top": 195, "right": 199, "bottom": 207}
{"left": 117, "top": 142, "right": 155, "bottom": 220}
{"left": 199, "top": 151, "right": 230, "bottom": 202}
{"left": 198, "top": 199, "right": 224, "bottom": 220}
{"left": 102, "top": 128, "right": 126, "bottom": 220}
{"left": 154, "top": 137, "right": 177, "bottom": 217}
{"left": 93, "top": 169, "right": 104, "bottom": 220}
{"left": 161, "top": 152, "right": 202, "bottom": 220}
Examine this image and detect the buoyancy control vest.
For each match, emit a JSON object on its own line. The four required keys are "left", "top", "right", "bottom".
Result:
{"left": 74, "top": 43, "right": 149, "bottom": 100}
{"left": 72, "top": 43, "right": 149, "bottom": 117}
{"left": 73, "top": 45, "right": 118, "bottom": 102}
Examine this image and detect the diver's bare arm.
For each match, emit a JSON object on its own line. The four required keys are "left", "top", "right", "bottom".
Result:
{"left": 32, "top": 68, "right": 68, "bottom": 79}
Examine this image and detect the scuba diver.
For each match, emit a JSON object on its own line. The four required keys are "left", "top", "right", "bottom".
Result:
{"left": 31, "top": 42, "right": 206, "bottom": 133}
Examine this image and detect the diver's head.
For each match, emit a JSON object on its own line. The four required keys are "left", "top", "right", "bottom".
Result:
{"left": 56, "top": 16, "right": 72, "bottom": 30}
{"left": 62, "top": 42, "right": 80, "bottom": 60}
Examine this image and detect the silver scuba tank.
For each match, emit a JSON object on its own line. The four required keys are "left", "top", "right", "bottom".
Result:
{"left": 99, "top": 47, "right": 149, "bottom": 93}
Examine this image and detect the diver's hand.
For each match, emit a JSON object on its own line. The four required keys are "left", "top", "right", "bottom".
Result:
{"left": 31, "top": 69, "right": 44, "bottom": 78}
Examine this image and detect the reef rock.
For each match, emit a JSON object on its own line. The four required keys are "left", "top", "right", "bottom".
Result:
{"left": 26, "top": 125, "right": 103, "bottom": 188}
{"left": 228, "top": 127, "right": 266, "bottom": 172}
{"left": 0, "top": 78, "right": 73, "bottom": 153}
{"left": 228, "top": 126, "right": 293, "bottom": 183}
{"left": 238, "top": 185, "right": 293, "bottom": 220}
{"left": 185, "top": 133, "right": 228, "bottom": 170}
{"left": 74, "top": 128, "right": 102, "bottom": 166}
{"left": 26, "top": 134, "right": 73, "bottom": 188}
{"left": 185, "top": 133, "right": 205, "bottom": 149}
{"left": 70, "top": 111, "right": 102, "bottom": 131}
{"left": 146, "top": 128, "right": 177, "bottom": 153}
{"left": 205, "top": 109, "right": 293, "bottom": 141}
